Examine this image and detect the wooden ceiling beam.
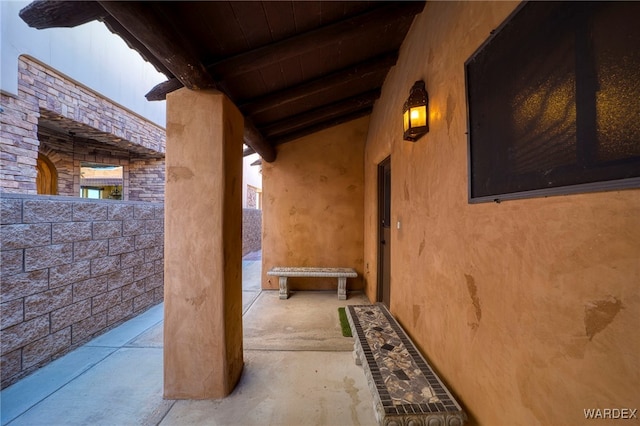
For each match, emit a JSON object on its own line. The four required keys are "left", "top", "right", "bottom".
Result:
{"left": 145, "top": 37, "right": 399, "bottom": 103}
{"left": 208, "top": 2, "right": 423, "bottom": 79}
{"left": 262, "top": 89, "right": 381, "bottom": 138}
{"left": 272, "top": 109, "right": 374, "bottom": 146}
{"left": 239, "top": 51, "right": 397, "bottom": 116}
{"left": 96, "top": 1, "right": 276, "bottom": 162}
{"left": 19, "top": 1, "right": 106, "bottom": 29}
{"left": 244, "top": 119, "right": 277, "bottom": 163}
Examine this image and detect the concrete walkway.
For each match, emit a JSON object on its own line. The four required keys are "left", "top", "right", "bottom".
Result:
{"left": 1, "top": 253, "right": 376, "bottom": 426}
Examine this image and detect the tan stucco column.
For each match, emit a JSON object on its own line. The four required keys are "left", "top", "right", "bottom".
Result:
{"left": 164, "top": 88, "right": 244, "bottom": 399}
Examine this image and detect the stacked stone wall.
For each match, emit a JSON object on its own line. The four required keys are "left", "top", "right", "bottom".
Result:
{"left": 129, "top": 158, "right": 165, "bottom": 203}
{"left": 38, "top": 128, "right": 131, "bottom": 197}
{"left": 37, "top": 130, "right": 75, "bottom": 196}
{"left": 0, "top": 92, "right": 40, "bottom": 193}
{"left": 242, "top": 208, "right": 262, "bottom": 256}
{"left": 0, "top": 56, "right": 165, "bottom": 201}
{"left": 0, "top": 193, "right": 164, "bottom": 389}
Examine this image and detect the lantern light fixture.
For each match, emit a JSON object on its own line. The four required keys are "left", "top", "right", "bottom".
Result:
{"left": 403, "top": 80, "right": 429, "bottom": 142}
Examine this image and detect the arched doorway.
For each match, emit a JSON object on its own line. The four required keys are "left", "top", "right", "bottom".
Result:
{"left": 36, "top": 153, "right": 58, "bottom": 195}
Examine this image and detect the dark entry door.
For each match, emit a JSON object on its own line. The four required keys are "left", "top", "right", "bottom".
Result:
{"left": 378, "top": 157, "right": 391, "bottom": 307}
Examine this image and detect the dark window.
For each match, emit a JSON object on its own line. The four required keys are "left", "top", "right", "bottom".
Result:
{"left": 466, "top": 1, "right": 640, "bottom": 202}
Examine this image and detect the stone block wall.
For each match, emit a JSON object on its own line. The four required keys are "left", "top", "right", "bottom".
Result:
{"left": 0, "top": 193, "right": 164, "bottom": 389}
{"left": 242, "top": 208, "right": 262, "bottom": 256}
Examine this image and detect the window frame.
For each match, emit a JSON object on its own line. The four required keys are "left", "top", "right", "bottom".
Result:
{"left": 464, "top": 1, "right": 640, "bottom": 204}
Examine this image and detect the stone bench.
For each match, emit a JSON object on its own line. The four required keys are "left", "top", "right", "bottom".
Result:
{"left": 347, "top": 304, "right": 467, "bottom": 426}
{"left": 267, "top": 267, "right": 357, "bottom": 300}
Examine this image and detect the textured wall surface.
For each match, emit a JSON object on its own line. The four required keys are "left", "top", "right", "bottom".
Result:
{"left": 164, "top": 89, "right": 243, "bottom": 399}
{"left": 363, "top": 2, "right": 640, "bottom": 425}
{"left": 262, "top": 117, "right": 367, "bottom": 292}
{"left": 243, "top": 208, "right": 262, "bottom": 256}
{"left": 128, "top": 158, "right": 166, "bottom": 203}
{"left": 0, "top": 194, "right": 164, "bottom": 389}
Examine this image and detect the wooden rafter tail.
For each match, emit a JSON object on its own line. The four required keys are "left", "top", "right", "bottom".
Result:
{"left": 19, "top": 1, "right": 106, "bottom": 29}
{"left": 243, "top": 146, "right": 256, "bottom": 157}
{"left": 146, "top": 78, "right": 184, "bottom": 101}
{"left": 244, "top": 120, "right": 277, "bottom": 163}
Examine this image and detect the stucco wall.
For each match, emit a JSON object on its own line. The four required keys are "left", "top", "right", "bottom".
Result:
{"left": 364, "top": 2, "right": 640, "bottom": 425}
{"left": 262, "top": 117, "right": 367, "bottom": 292}
{"left": 164, "top": 89, "right": 243, "bottom": 398}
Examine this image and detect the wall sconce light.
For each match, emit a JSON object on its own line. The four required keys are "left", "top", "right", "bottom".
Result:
{"left": 403, "top": 80, "right": 429, "bottom": 142}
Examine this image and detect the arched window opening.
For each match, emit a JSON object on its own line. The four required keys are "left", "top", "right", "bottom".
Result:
{"left": 36, "top": 153, "right": 58, "bottom": 195}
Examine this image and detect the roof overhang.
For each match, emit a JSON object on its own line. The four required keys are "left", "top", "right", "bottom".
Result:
{"left": 20, "top": 1, "right": 425, "bottom": 162}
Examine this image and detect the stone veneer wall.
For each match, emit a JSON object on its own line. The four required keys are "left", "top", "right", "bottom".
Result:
{"left": 242, "top": 208, "right": 262, "bottom": 256}
{"left": 38, "top": 127, "right": 130, "bottom": 198}
{"left": 0, "top": 89, "right": 39, "bottom": 193}
{"left": 0, "top": 193, "right": 164, "bottom": 389}
{"left": 128, "top": 158, "right": 165, "bottom": 203}
{"left": 0, "top": 55, "right": 165, "bottom": 199}
{"left": 37, "top": 128, "right": 165, "bottom": 203}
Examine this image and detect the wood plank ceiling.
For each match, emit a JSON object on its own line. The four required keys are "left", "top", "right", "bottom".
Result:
{"left": 20, "top": 1, "right": 425, "bottom": 162}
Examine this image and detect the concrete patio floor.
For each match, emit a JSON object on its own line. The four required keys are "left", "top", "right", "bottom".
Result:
{"left": 1, "top": 254, "right": 377, "bottom": 426}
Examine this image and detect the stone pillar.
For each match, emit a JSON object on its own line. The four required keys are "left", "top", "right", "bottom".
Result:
{"left": 164, "top": 88, "right": 244, "bottom": 399}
